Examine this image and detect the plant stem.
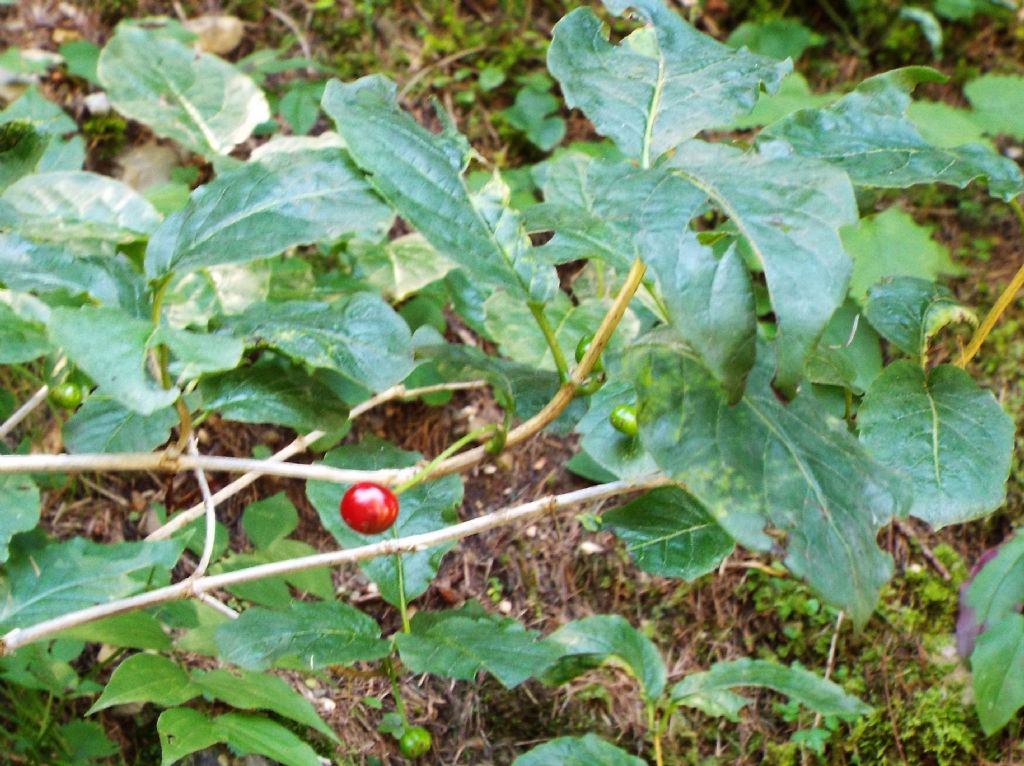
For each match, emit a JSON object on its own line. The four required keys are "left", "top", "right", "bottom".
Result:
{"left": 395, "top": 548, "right": 411, "bottom": 634}
{"left": 394, "top": 424, "right": 498, "bottom": 495}
{"left": 648, "top": 703, "right": 665, "bottom": 766}
{"left": 528, "top": 301, "right": 570, "bottom": 382}
{"left": 384, "top": 658, "right": 409, "bottom": 725}
{"left": 958, "top": 199, "right": 1024, "bottom": 367}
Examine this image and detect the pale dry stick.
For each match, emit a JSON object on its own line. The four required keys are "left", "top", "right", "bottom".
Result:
{"left": 0, "top": 476, "right": 672, "bottom": 655}
{"left": 185, "top": 435, "right": 217, "bottom": 582}
{"left": 0, "top": 384, "right": 49, "bottom": 442}
{"left": 197, "top": 593, "right": 238, "bottom": 619}
{"left": 0, "top": 451, "right": 408, "bottom": 485}
{"left": 146, "top": 379, "right": 488, "bottom": 541}
{"left": 422, "top": 257, "right": 648, "bottom": 482}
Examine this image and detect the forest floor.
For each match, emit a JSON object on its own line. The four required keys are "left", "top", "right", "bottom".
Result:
{"left": 2, "top": 1, "right": 1024, "bottom": 764}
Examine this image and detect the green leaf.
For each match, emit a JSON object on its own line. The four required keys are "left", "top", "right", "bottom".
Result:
{"left": 216, "top": 712, "right": 324, "bottom": 766}
{"left": 513, "top": 734, "right": 647, "bottom": 765}
{"left": 805, "top": 300, "right": 882, "bottom": 395}
{"left": 396, "top": 603, "right": 563, "bottom": 688}
{"left": 87, "top": 654, "right": 198, "bottom": 714}
{"left": 242, "top": 492, "right": 298, "bottom": 549}
{"left": 762, "top": 68, "right": 1024, "bottom": 200}
{"left": 548, "top": 0, "right": 789, "bottom": 163}
{"left": 842, "top": 207, "right": 965, "bottom": 302}
{"left": 907, "top": 101, "right": 989, "bottom": 148}
{"left": 0, "top": 233, "right": 147, "bottom": 314}
{"left": 322, "top": 75, "right": 558, "bottom": 302}
{"left": 63, "top": 398, "right": 178, "bottom": 454}
{"left": 306, "top": 441, "right": 463, "bottom": 605}
{"left": 647, "top": 233, "right": 756, "bottom": 401}
{"left": 728, "top": 72, "right": 837, "bottom": 130}
{"left": 0, "top": 121, "right": 46, "bottom": 191}
{"left": 671, "top": 658, "right": 871, "bottom": 717}
{"left": 859, "top": 362, "right": 1013, "bottom": 527}
{"left": 484, "top": 292, "right": 639, "bottom": 373}
{"left": 217, "top": 538, "right": 334, "bottom": 607}
{"left": 575, "top": 382, "right": 660, "bottom": 481}
{"left": 349, "top": 233, "right": 454, "bottom": 302}
{"left": 965, "top": 535, "right": 1024, "bottom": 642}
{"left": 0, "top": 302, "right": 49, "bottom": 363}
{"left": 198, "top": 358, "right": 351, "bottom": 433}
{"left": 220, "top": 295, "right": 413, "bottom": 393}
{"left": 59, "top": 39, "right": 100, "bottom": 83}
{"left": 58, "top": 612, "right": 172, "bottom": 651}
{"left": 0, "top": 536, "right": 182, "bottom": 632}
{"left": 965, "top": 73, "right": 1024, "bottom": 140}
{"left": 0, "top": 171, "right": 160, "bottom": 244}
{"left": 98, "top": 24, "right": 270, "bottom": 157}
{"left": 60, "top": 720, "right": 119, "bottom": 762}
{"left": 192, "top": 668, "right": 338, "bottom": 741}
{"left": 972, "top": 614, "right": 1024, "bottom": 734}
{"left": 0, "top": 88, "right": 85, "bottom": 173}
{"left": 214, "top": 601, "right": 389, "bottom": 670}
{"left": 527, "top": 152, "right": 701, "bottom": 271}
{"left": 862, "top": 277, "right": 976, "bottom": 359}
{"left": 726, "top": 18, "right": 824, "bottom": 61}
{"left": 545, "top": 615, "right": 667, "bottom": 702}
{"left": 627, "top": 335, "right": 907, "bottom": 625}
{"left": 145, "top": 141, "right": 392, "bottom": 277}
{"left": 48, "top": 306, "right": 242, "bottom": 415}
{"left": 666, "top": 141, "right": 857, "bottom": 396}
{"left": 157, "top": 708, "right": 221, "bottom": 766}
{"left": 501, "top": 82, "right": 566, "bottom": 151}
{"left": 0, "top": 474, "right": 39, "bottom": 564}
{"left": 604, "top": 487, "right": 734, "bottom": 581}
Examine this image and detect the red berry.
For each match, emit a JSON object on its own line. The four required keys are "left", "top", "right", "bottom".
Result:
{"left": 340, "top": 482, "right": 400, "bottom": 534}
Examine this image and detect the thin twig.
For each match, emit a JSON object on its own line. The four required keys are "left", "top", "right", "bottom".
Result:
{"left": 146, "top": 380, "right": 487, "bottom": 541}
{"left": 185, "top": 435, "right": 217, "bottom": 582}
{"left": 197, "top": 593, "right": 238, "bottom": 619}
{"left": 893, "top": 518, "right": 951, "bottom": 581}
{"left": 398, "top": 45, "right": 487, "bottom": 100}
{"left": 0, "top": 385, "right": 49, "bottom": 442}
{"left": 0, "top": 477, "right": 672, "bottom": 654}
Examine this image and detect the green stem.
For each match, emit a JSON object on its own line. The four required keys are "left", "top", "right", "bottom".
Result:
{"left": 384, "top": 658, "right": 409, "bottom": 725}
{"left": 150, "top": 275, "right": 194, "bottom": 446}
{"left": 392, "top": 526, "right": 411, "bottom": 634}
{"left": 394, "top": 424, "right": 498, "bottom": 495}
{"left": 528, "top": 301, "right": 569, "bottom": 382}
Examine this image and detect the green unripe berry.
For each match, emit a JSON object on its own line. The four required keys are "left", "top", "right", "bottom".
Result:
{"left": 609, "top": 404, "right": 639, "bottom": 438}
{"left": 399, "top": 726, "right": 432, "bottom": 759}
{"left": 49, "top": 382, "right": 83, "bottom": 410}
{"left": 575, "top": 333, "right": 604, "bottom": 373}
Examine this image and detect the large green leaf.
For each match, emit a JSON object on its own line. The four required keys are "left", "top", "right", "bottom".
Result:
{"left": 396, "top": 602, "right": 563, "bottom": 689}
{"left": 0, "top": 536, "right": 182, "bottom": 632}
{"left": 548, "top": 0, "right": 788, "bottom": 164}
{"left": 671, "top": 658, "right": 870, "bottom": 718}
{"left": 306, "top": 441, "right": 462, "bottom": 605}
{"left": 198, "top": 358, "right": 351, "bottom": 433}
{"left": 964, "top": 536, "right": 1024, "bottom": 656}
{"left": 87, "top": 654, "right": 198, "bottom": 714}
{"left": 157, "top": 709, "right": 323, "bottom": 766}
{"left": 972, "top": 614, "right": 1024, "bottom": 734}
{"left": 666, "top": 141, "right": 857, "bottom": 397}
{"left": 804, "top": 300, "right": 883, "bottom": 395}
{"left": 145, "top": 141, "right": 392, "bottom": 277}
{"left": 63, "top": 398, "right": 178, "bottom": 454}
{"left": 627, "top": 334, "right": 907, "bottom": 625}
{"left": 859, "top": 362, "right": 1013, "bottom": 528}
{"left": 762, "top": 68, "right": 1024, "bottom": 200}
{"left": 544, "top": 615, "right": 667, "bottom": 703}
{"left": 58, "top": 612, "right": 171, "bottom": 651}
{"left": 0, "top": 233, "right": 147, "bottom": 315}
{"left": 349, "top": 233, "right": 454, "bottom": 302}
{"left": 48, "top": 306, "right": 243, "bottom": 415}
{"left": 0, "top": 88, "right": 85, "bottom": 173}
{"left": 322, "top": 75, "right": 557, "bottom": 302}
{"left": 220, "top": 295, "right": 413, "bottom": 393}
{"left": 0, "top": 121, "right": 46, "bottom": 191}
{"left": 513, "top": 734, "right": 646, "bottom": 766}
{"left": 0, "top": 171, "right": 160, "bottom": 245}
{"left": 603, "top": 487, "right": 734, "bottom": 581}
{"left": 0, "top": 474, "right": 39, "bottom": 564}
{"left": 862, "top": 277, "right": 975, "bottom": 360}
{"left": 575, "top": 382, "right": 660, "bottom": 481}
{"left": 214, "top": 601, "right": 389, "bottom": 671}
{"left": 841, "top": 207, "right": 965, "bottom": 302}
{"left": 98, "top": 24, "right": 270, "bottom": 157}
{"left": 965, "top": 73, "right": 1024, "bottom": 140}
{"left": 192, "top": 668, "right": 337, "bottom": 741}
{"left": 0, "top": 302, "right": 49, "bottom": 363}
